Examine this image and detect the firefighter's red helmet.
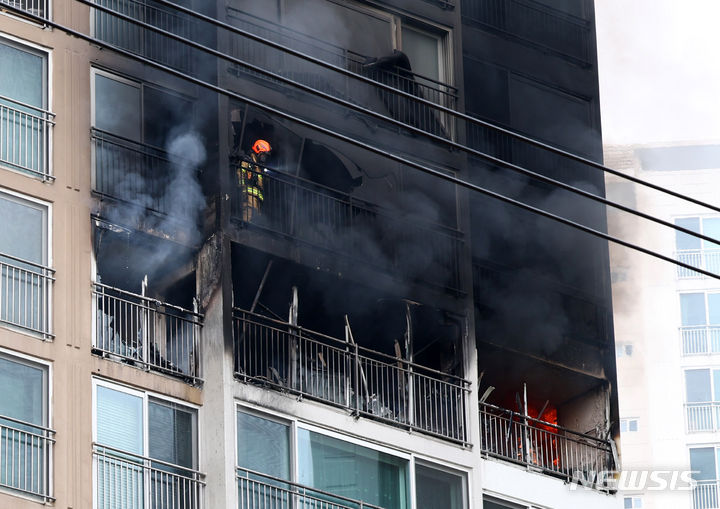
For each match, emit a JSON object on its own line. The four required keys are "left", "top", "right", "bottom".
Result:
{"left": 252, "top": 139, "right": 272, "bottom": 154}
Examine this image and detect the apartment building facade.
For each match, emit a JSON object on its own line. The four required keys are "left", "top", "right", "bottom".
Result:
{"left": 0, "top": 0, "right": 619, "bottom": 508}
{"left": 606, "top": 143, "right": 720, "bottom": 509}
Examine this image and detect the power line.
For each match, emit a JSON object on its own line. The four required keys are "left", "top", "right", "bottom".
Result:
{"left": 110, "top": 0, "right": 720, "bottom": 216}
{"left": 7, "top": 2, "right": 719, "bottom": 281}
{"left": 69, "top": 0, "right": 720, "bottom": 249}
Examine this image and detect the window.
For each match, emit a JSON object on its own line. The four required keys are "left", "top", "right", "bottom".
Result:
{"left": 624, "top": 496, "right": 643, "bottom": 508}
{"left": 0, "top": 351, "right": 52, "bottom": 500}
{"left": 415, "top": 462, "right": 466, "bottom": 509}
{"left": 620, "top": 418, "right": 639, "bottom": 433}
{"left": 0, "top": 37, "right": 51, "bottom": 179}
{"left": 93, "top": 380, "right": 202, "bottom": 509}
{"left": 675, "top": 217, "right": 720, "bottom": 277}
{"left": 236, "top": 407, "right": 467, "bottom": 509}
{"left": 685, "top": 368, "right": 720, "bottom": 432}
{"left": 91, "top": 69, "right": 195, "bottom": 214}
{"left": 0, "top": 189, "right": 51, "bottom": 337}
{"left": 680, "top": 292, "right": 720, "bottom": 354}
{"left": 616, "top": 343, "right": 633, "bottom": 357}
{"left": 690, "top": 447, "right": 720, "bottom": 508}
{"left": 483, "top": 496, "right": 527, "bottom": 509}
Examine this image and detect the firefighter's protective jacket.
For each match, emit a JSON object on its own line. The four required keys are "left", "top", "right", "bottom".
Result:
{"left": 238, "top": 159, "right": 264, "bottom": 201}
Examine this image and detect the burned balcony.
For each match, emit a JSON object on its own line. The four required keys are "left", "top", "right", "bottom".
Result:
{"left": 92, "top": 128, "right": 190, "bottom": 218}
{"left": 232, "top": 253, "right": 469, "bottom": 444}
{"left": 92, "top": 220, "right": 202, "bottom": 383}
{"left": 461, "top": 0, "right": 592, "bottom": 66}
{"left": 229, "top": 153, "right": 463, "bottom": 294}
{"left": 479, "top": 402, "right": 615, "bottom": 485}
{"left": 234, "top": 309, "right": 469, "bottom": 443}
{"left": 91, "top": 0, "right": 197, "bottom": 73}
{"left": 226, "top": 8, "right": 457, "bottom": 138}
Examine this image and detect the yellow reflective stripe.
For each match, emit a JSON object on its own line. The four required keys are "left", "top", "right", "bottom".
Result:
{"left": 245, "top": 187, "right": 264, "bottom": 200}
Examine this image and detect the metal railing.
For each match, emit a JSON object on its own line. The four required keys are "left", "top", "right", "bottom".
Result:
{"left": 461, "top": 0, "right": 591, "bottom": 64}
{"left": 0, "top": 253, "right": 53, "bottom": 339}
{"left": 92, "top": 0, "right": 196, "bottom": 72}
{"left": 0, "top": 415, "right": 54, "bottom": 502}
{"left": 93, "top": 443, "right": 204, "bottom": 509}
{"left": 237, "top": 467, "right": 384, "bottom": 509}
{"left": 686, "top": 402, "right": 720, "bottom": 433}
{"left": 693, "top": 480, "right": 720, "bottom": 509}
{"left": 479, "top": 402, "right": 614, "bottom": 486}
{"left": 92, "top": 128, "right": 197, "bottom": 217}
{"left": 0, "top": 95, "right": 54, "bottom": 180}
{"left": 234, "top": 309, "right": 470, "bottom": 444}
{"left": 677, "top": 250, "right": 720, "bottom": 279}
{"left": 681, "top": 326, "right": 720, "bottom": 355}
{"left": 92, "top": 282, "right": 202, "bottom": 383}
{"left": 0, "top": 0, "right": 48, "bottom": 19}
{"left": 226, "top": 10, "right": 457, "bottom": 138}
{"left": 231, "top": 167, "right": 463, "bottom": 293}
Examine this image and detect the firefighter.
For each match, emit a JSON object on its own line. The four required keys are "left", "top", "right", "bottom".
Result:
{"left": 237, "top": 139, "right": 271, "bottom": 222}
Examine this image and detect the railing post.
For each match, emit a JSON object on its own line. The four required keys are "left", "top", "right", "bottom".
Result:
{"left": 354, "top": 343, "right": 361, "bottom": 415}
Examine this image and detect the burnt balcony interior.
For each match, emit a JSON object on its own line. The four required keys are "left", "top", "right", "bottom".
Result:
{"left": 92, "top": 220, "right": 202, "bottom": 382}
{"left": 232, "top": 244, "right": 469, "bottom": 443}
{"left": 228, "top": 105, "right": 462, "bottom": 293}
{"left": 477, "top": 344, "right": 615, "bottom": 484}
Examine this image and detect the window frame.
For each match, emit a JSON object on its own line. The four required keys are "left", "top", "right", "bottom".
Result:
{"left": 684, "top": 367, "right": 720, "bottom": 403}
{"left": 235, "top": 402, "right": 469, "bottom": 509}
{"left": 91, "top": 378, "right": 200, "bottom": 468}
{"left": 0, "top": 186, "right": 51, "bottom": 267}
{"left": 689, "top": 445, "right": 720, "bottom": 482}
{"left": 0, "top": 347, "right": 53, "bottom": 501}
{"left": 0, "top": 33, "right": 53, "bottom": 179}
{"left": 90, "top": 66, "right": 195, "bottom": 149}
{"left": 680, "top": 291, "right": 720, "bottom": 327}
{"left": 620, "top": 418, "right": 639, "bottom": 433}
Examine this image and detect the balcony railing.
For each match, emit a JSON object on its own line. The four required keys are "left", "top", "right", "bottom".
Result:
{"left": 231, "top": 168, "right": 463, "bottom": 293}
{"left": 0, "top": 95, "right": 54, "bottom": 180}
{"left": 686, "top": 402, "right": 720, "bottom": 433}
{"left": 677, "top": 250, "right": 720, "bottom": 279}
{"left": 0, "top": 0, "right": 48, "bottom": 19}
{"left": 226, "top": 10, "right": 457, "bottom": 138}
{"left": 92, "top": 128, "right": 196, "bottom": 218}
{"left": 0, "top": 415, "right": 54, "bottom": 502}
{"left": 694, "top": 480, "right": 720, "bottom": 509}
{"left": 682, "top": 326, "right": 720, "bottom": 356}
{"left": 92, "top": 282, "right": 203, "bottom": 383}
{"left": 479, "top": 402, "right": 615, "bottom": 486}
{"left": 237, "top": 467, "right": 384, "bottom": 509}
{"left": 461, "top": 0, "right": 591, "bottom": 65}
{"left": 92, "top": 0, "right": 196, "bottom": 73}
{"left": 0, "top": 253, "right": 53, "bottom": 339}
{"left": 93, "top": 443, "right": 204, "bottom": 509}
{"left": 233, "top": 309, "right": 470, "bottom": 444}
